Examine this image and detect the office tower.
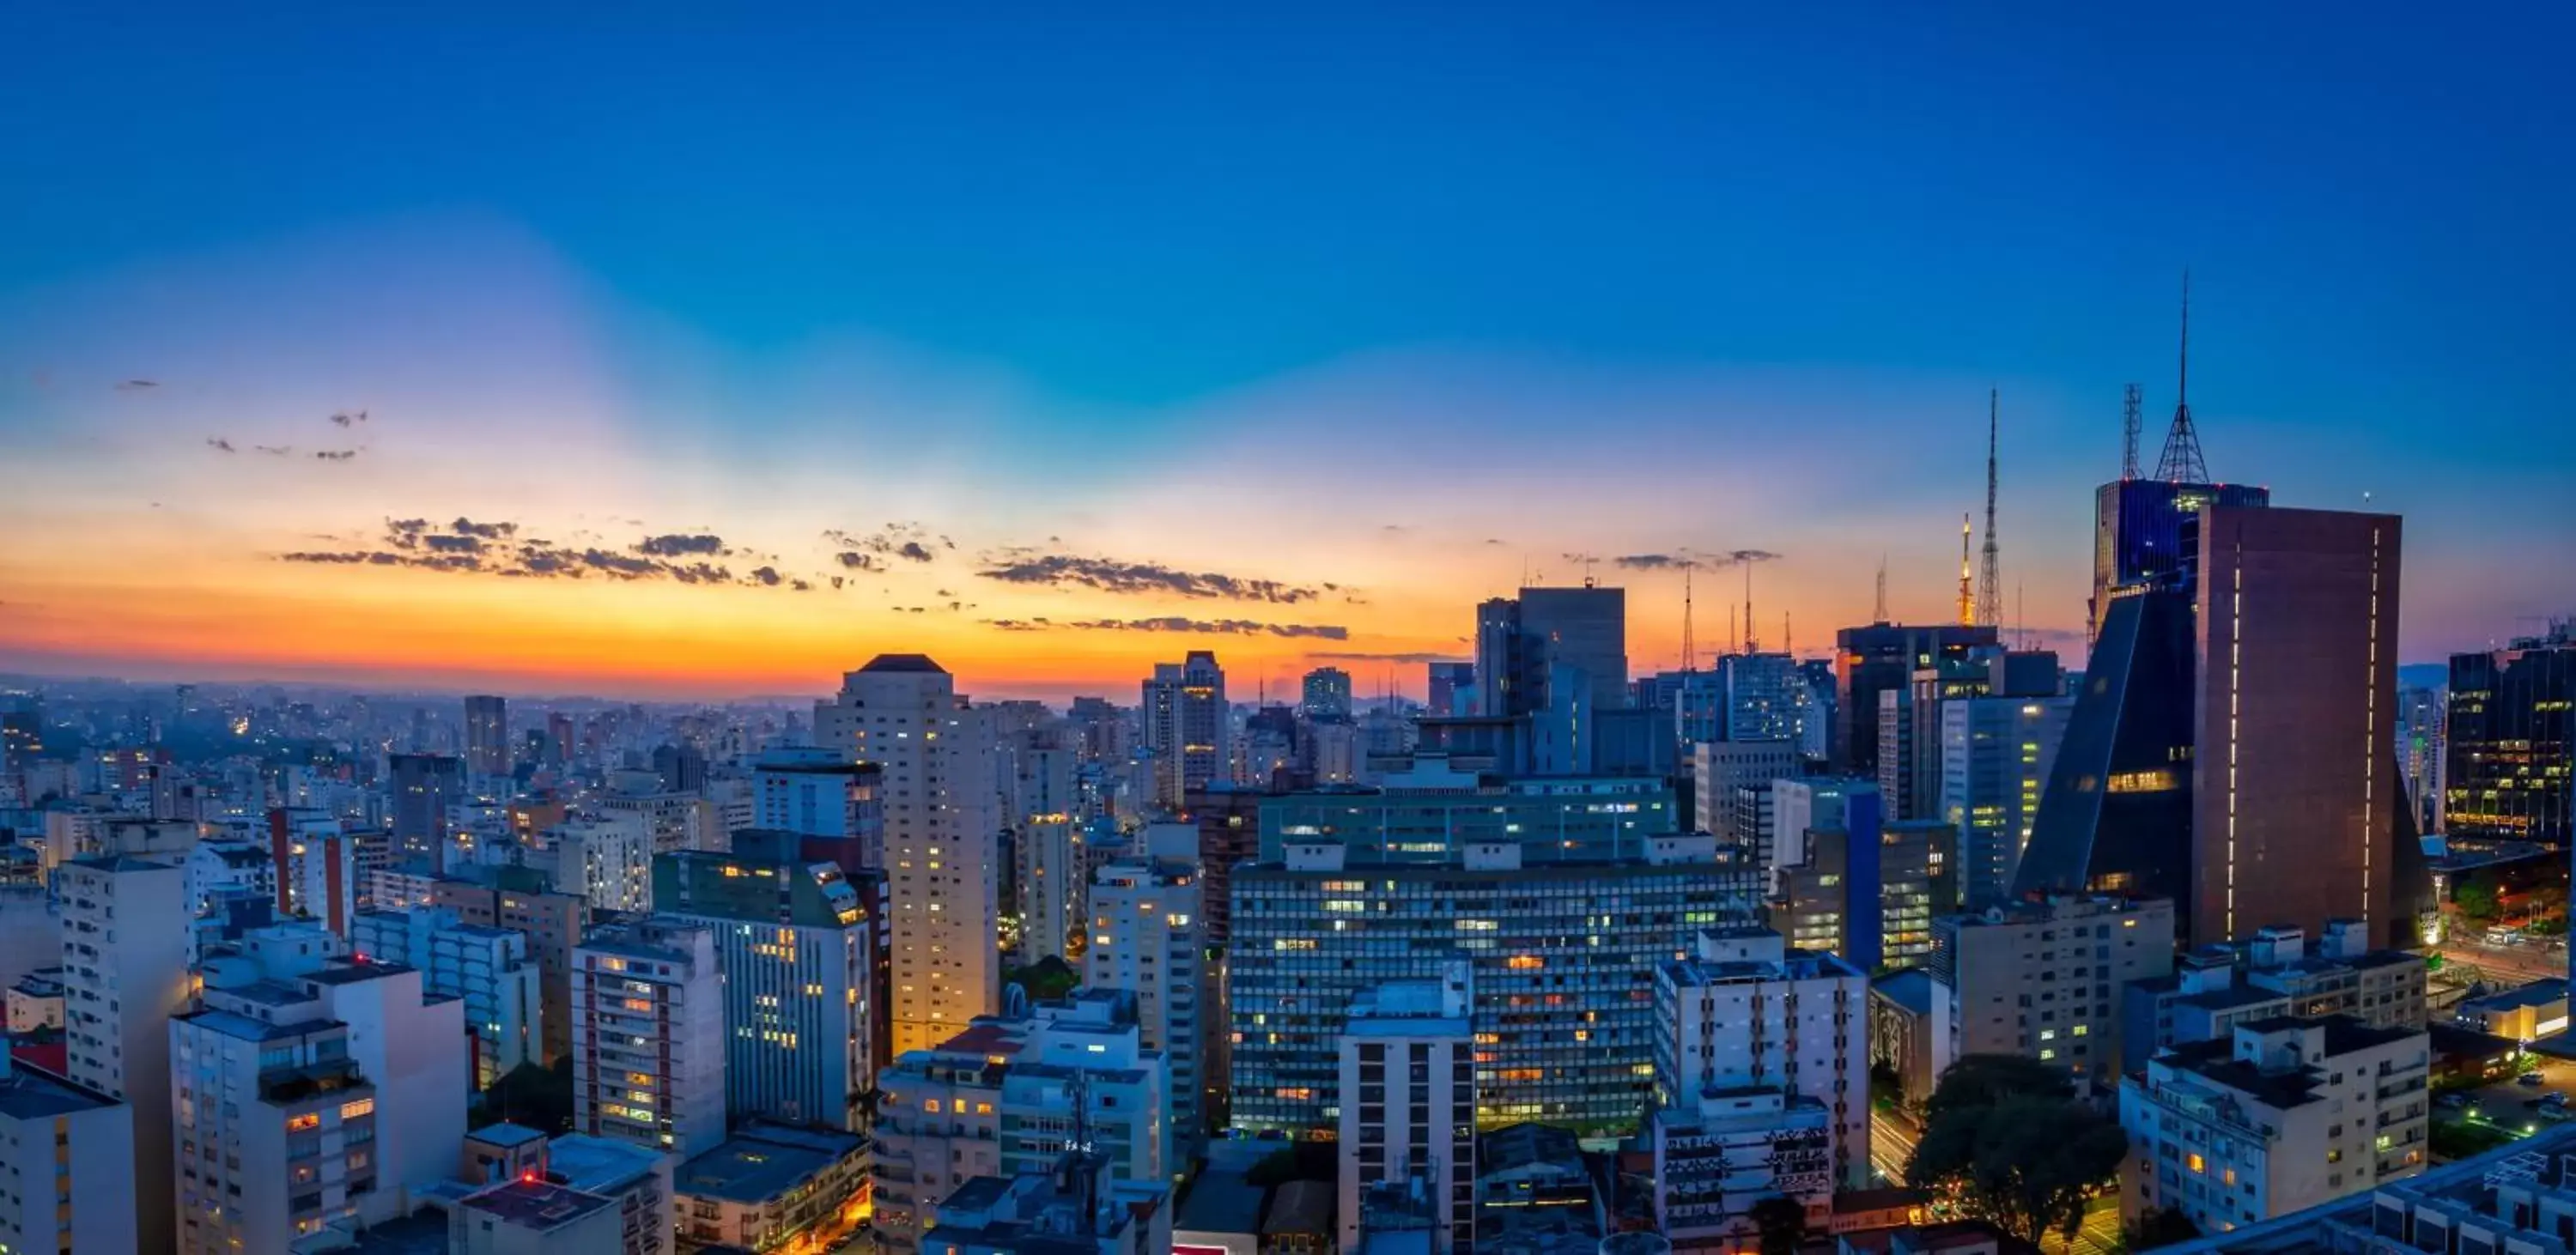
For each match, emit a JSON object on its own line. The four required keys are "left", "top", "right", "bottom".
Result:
{"left": 870, "top": 991, "right": 1170, "bottom": 1255}
{"left": 1230, "top": 834, "right": 1759, "bottom": 1139}
{"left": 350, "top": 906, "right": 543, "bottom": 1089}
{"left": 1476, "top": 585, "right": 1629, "bottom": 718}
{"left": 1925, "top": 894, "right": 2173, "bottom": 1087}
{"left": 2118, "top": 1016, "right": 2427, "bottom": 1230}
{"left": 1692, "top": 740, "right": 1804, "bottom": 853}
{"left": 177, "top": 937, "right": 468, "bottom": 1255}
{"left": 2088, "top": 482, "right": 2271, "bottom": 647}
{"left": 921, "top": 1157, "right": 1173, "bottom": 1255}
{"left": 1425, "top": 661, "right": 1476, "bottom": 718}
{"left": 2445, "top": 622, "right": 2575, "bottom": 846}
{"left": 1143, "top": 652, "right": 1229, "bottom": 811}
{"left": 649, "top": 742, "right": 708, "bottom": 795}
{"left": 1336, "top": 967, "right": 1477, "bottom": 1254}
{"left": 1086, "top": 854, "right": 1206, "bottom": 1167}
{"left": 1833, "top": 622, "right": 1998, "bottom": 776}
{"left": 1301, "top": 667, "right": 1355, "bottom": 720}
{"left": 435, "top": 881, "right": 586, "bottom": 1066}
{"left": 1712, "top": 651, "right": 1806, "bottom": 742}
{"left": 656, "top": 831, "right": 872, "bottom": 1131}
{"left": 1881, "top": 648, "right": 2052, "bottom": 822}
{"left": 2396, "top": 685, "right": 2447, "bottom": 835}
{"left": 1941, "top": 688, "right": 2077, "bottom": 910}
{"left": 465, "top": 694, "right": 511, "bottom": 777}
{"left": 1653, "top": 927, "right": 1870, "bottom": 1189}
{"left": 1259, "top": 769, "right": 1681, "bottom": 864}
{"left": 1777, "top": 807, "right": 1954, "bottom": 972}
{"left": 541, "top": 815, "right": 653, "bottom": 912}
{"left": 0, "top": 1055, "right": 137, "bottom": 1255}
{"left": 572, "top": 918, "right": 726, "bottom": 1161}
{"left": 58, "top": 854, "right": 190, "bottom": 1251}
{"left": 815, "top": 655, "right": 1003, "bottom": 1055}
{"left": 2192, "top": 506, "right": 2410, "bottom": 947}
{"left": 2122, "top": 919, "right": 2427, "bottom": 1070}
{"left": 390, "top": 753, "right": 465, "bottom": 870}
{"left": 753, "top": 747, "right": 884, "bottom": 857}
{"left": 1769, "top": 777, "right": 1878, "bottom": 891}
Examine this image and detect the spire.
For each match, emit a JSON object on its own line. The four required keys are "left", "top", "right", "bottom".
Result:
{"left": 1874, "top": 555, "right": 1888, "bottom": 625}
{"left": 2155, "top": 270, "right": 2210, "bottom": 482}
{"left": 1978, "top": 389, "right": 2002, "bottom": 629}
{"left": 1956, "top": 512, "right": 1974, "bottom": 628}
{"left": 1681, "top": 568, "right": 1697, "bottom": 673}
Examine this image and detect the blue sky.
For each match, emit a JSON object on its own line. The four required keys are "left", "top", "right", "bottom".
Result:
{"left": 2, "top": 5, "right": 2571, "bottom": 693}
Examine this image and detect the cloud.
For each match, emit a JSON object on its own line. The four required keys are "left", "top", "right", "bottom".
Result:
{"left": 975, "top": 552, "right": 1319, "bottom": 603}
{"left": 1307, "top": 651, "right": 1471, "bottom": 664}
{"left": 1612, "top": 548, "right": 1786, "bottom": 572}
{"left": 313, "top": 449, "right": 359, "bottom": 462}
{"left": 115, "top": 379, "right": 159, "bottom": 391}
{"left": 981, "top": 615, "right": 1349, "bottom": 639}
{"left": 328, "top": 409, "right": 368, "bottom": 427}
{"left": 834, "top": 551, "right": 877, "bottom": 571}
{"left": 635, "top": 533, "right": 729, "bottom": 557}
{"left": 896, "top": 542, "right": 934, "bottom": 563}
{"left": 277, "top": 517, "right": 808, "bottom": 591}
{"left": 253, "top": 445, "right": 293, "bottom": 456}
{"left": 206, "top": 437, "right": 236, "bottom": 452}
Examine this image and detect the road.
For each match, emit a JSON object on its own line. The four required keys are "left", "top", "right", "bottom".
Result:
{"left": 1870, "top": 1106, "right": 1920, "bottom": 1185}
{"left": 2039, "top": 1196, "right": 2123, "bottom": 1255}
{"left": 2434, "top": 936, "right": 2568, "bottom": 984}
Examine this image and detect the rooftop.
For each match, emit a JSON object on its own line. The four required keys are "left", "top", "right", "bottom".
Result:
{"left": 0, "top": 1059, "right": 121, "bottom": 1120}
{"left": 2463, "top": 978, "right": 2568, "bottom": 1013}
{"left": 468, "top": 1121, "right": 549, "bottom": 1149}
{"left": 459, "top": 1179, "right": 615, "bottom": 1231}
{"left": 1265, "top": 1179, "right": 1335, "bottom": 1237}
{"left": 859, "top": 653, "right": 948, "bottom": 674}
{"left": 674, "top": 1126, "right": 857, "bottom": 1203}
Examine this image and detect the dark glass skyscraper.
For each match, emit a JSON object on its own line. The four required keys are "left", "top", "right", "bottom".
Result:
{"left": 1833, "top": 622, "right": 1996, "bottom": 776}
{"left": 2446, "top": 624, "right": 2576, "bottom": 846}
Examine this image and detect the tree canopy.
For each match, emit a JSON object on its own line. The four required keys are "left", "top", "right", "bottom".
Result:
{"left": 1905, "top": 1055, "right": 2126, "bottom": 1247}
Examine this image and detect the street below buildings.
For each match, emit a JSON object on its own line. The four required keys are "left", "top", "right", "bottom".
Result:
{"left": 1870, "top": 1106, "right": 1920, "bottom": 1185}
{"left": 2433, "top": 936, "right": 2569, "bottom": 985}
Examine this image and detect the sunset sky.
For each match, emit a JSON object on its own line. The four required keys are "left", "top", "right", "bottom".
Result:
{"left": 3, "top": 8, "right": 2573, "bottom": 702}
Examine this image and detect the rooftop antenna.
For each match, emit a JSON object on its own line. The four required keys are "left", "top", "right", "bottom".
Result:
{"left": 1681, "top": 568, "right": 1697, "bottom": 673}
{"left": 1978, "top": 389, "right": 2002, "bottom": 630}
{"left": 1874, "top": 555, "right": 1889, "bottom": 625}
{"left": 1956, "top": 512, "right": 1975, "bottom": 628}
{"left": 1728, "top": 603, "right": 1737, "bottom": 660}
{"left": 1742, "top": 561, "right": 1757, "bottom": 653}
{"left": 1783, "top": 610, "right": 1792, "bottom": 658}
{"left": 2119, "top": 383, "right": 2143, "bottom": 480}
{"left": 2154, "top": 269, "right": 2210, "bottom": 482}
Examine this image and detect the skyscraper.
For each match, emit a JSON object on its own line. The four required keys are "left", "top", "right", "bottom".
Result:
{"left": 1142, "top": 652, "right": 1227, "bottom": 812}
{"left": 389, "top": 752, "right": 465, "bottom": 870}
{"left": 464, "top": 694, "right": 511, "bottom": 776}
{"left": 1476, "top": 585, "right": 1629, "bottom": 717}
{"left": 2445, "top": 622, "right": 2575, "bottom": 846}
{"left": 1300, "top": 667, "right": 1354, "bottom": 720}
{"left": 2191, "top": 506, "right": 2414, "bottom": 948}
{"left": 58, "top": 855, "right": 190, "bottom": 1252}
{"left": 1833, "top": 622, "right": 1997, "bottom": 777}
{"left": 814, "top": 655, "right": 1002, "bottom": 1054}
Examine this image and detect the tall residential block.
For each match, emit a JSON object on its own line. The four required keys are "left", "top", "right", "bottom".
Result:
{"left": 390, "top": 753, "right": 465, "bottom": 870}
{"left": 1086, "top": 854, "right": 1206, "bottom": 1169}
{"left": 351, "top": 906, "right": 544, "bottom": 1090}
{"left": 0, "top": 1055, "right": 138, "bottom": 1255}
{"left": 1653, "top": 927, "right": 1870, "bottom": 1189}
{"left": 656, "top": 830, "right": 873, "bottom": 1131}
{"left": 1336, "top": 967, "right": 1476, "bottom": 1254}
{"left": 1143, "top": 652, "right": 1229, "bottom": 811}
{"left": 1925, "top": 894, "right": 2174, "bottom": 1086}
{"left": 572, "top": 918, "right": 726, "bottom": 1161}
{"left": 816, "top": 654, "right": 1002, "bottom": 1055}
{"left": 465, "top": 694, "right": 511, "bottom": 777}
{"left": 58, "top": 854, "right": 191, "bottom": 1252}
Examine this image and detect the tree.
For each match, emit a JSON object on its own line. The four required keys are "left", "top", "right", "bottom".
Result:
{"left": 1005, "top": 955, "right": 1081, "bottom": 1003}
{"left": 2122, "top": 1205, "right": 2200, "bottom": 1251}
{"left": 1747, "top": 1195, "right": 1807, "bottom": 1255}
{"left": 1245, "top": 1140, "right": 1338, "bottom": 1187}
{"left": 2456, "top": 873, "right": 2502, "bottom": 925}
{"left": 1905, "top": 1058, "right": 2125, "bottom": 1247}
{"left": 483, "top": 1057, "right": 575, "bottom": 1134}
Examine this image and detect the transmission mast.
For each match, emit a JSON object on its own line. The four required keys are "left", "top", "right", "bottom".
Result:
{"left": 2154, "top": 270, "right": 2210, "bottom": 482}
{"left": 1874, "top": 555, "right": 1888, "bottom": 625}
{"left": 1978, "top": 389, "right": 2002, "bottom": 630}
{"left": 2120, "top": 383, "right": 2143, "bottom": 480}
{"left": 1681, "top": 568, "right": 1697, "bottom": 673}
{"left": 1955, "top": 513, "right": 1974, "bottom": 628}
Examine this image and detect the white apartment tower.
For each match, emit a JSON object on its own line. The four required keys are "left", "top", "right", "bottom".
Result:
{"left": 0, "top": 1056, "right": 138, "bottom": 1255}
{"left": 815, "top": 654, "right": 1002, "bottom": 1055}
{"left": 1654, "top": 927, "right": 1871, "bottom": 1189}
{"left": 1336, "top": 965, "right": 1477, "bottom": 1254}
{"left": 572, "top": 918, "right": 727, "bottom": 1161}
{"left": 58, "top": 854, "right": 191, "bottom": 1252}
{"left": 1085, "top": 854, "right": 1206, "bottom": 1167}
{"left": 1142, "top": 652, "right": 1227, "bottom": 812}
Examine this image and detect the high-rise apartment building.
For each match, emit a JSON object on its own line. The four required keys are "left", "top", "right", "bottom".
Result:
{"left": 1776, "top": 808, "right": 1955, "bottom": 972}
{"left": 434, "top": 879, "right": 587, "bottom": 1066}
{"left": 1925, "top": 894, "right": 2174, "bottom": 1087}
{"left": 2445, "top": 623, "right": 2574, "bottom": 846}
{"left": 0, "top": 1056, "right": 137, "bottom": 1255}
{"left": 1229, "top": 834, "right": 1759, "bottom": 1139}
{"left": 816, "top": 655, "right": 1002, "bottom": 1055}
{"left": 58, "top": 853, "right": 191, "bottom": 1252}
{"left": 870, "top": 991, "right": 1170, "bottom": 1255}
{"left": 350, "top": 906, "right": 544, "bottom": 1089}
{"left": 656, "top": 831, "right": 873, "bottom": 1131}
{"left": 270, "top": 807, "right": 358, "bottom": 935}
{"left": 1653, "top": 927, "right": 1870, "bottom": 1189}
{"left": 1940, "top": 690, "right": 2076, "bottom": 910}
{"left": 571, "top": 918, "right": 726, "bottom": 1161}
{"left": 540, "top": 815, "right": 653, "bottom": 912}
{"left": 1085, "top": 854, "right": 1206, "bottom": 1167}
{"left": 1143, "top": 652, "right": 1229, "bottom": 811}
{"left": 2192, "top": 506, "right": 2413, "bottom": 948}
{"left": 2118, "top": 1016, "right": 2427, "bottom": 1231}
{"left": 1336, "top": 967, "right": 1477, "bottom": 1254}
{"left": 465, "top": 694, "right": 511, "bottom": 777}
{"left": 751, "top": 747, "right": 885, "bottom": 864}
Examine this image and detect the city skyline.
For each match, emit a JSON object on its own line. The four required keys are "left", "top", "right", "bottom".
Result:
{"left": 4, "top": 9, "right": 2573, "bottom": 700}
